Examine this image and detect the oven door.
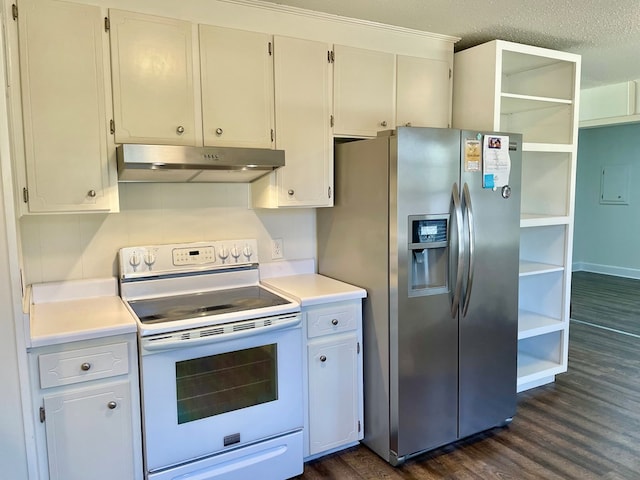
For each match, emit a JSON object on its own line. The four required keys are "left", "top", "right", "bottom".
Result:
{"left": 139, "top": 314, "right": 303, "bottom": 473}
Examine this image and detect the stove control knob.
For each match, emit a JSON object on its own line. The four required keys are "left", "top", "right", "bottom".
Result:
{"left": 129, "top": 252, "right": 141, "bottom": 269}
{"left": 143, "top": 251, "right": 156, "bottom": 269}
{"left": 219, "top": 246, "right": 229, "bottom": 264}
{"left": 243, "top": 244, "right": 253, "bottom": 260}
{"left": 231, "top": 245, "right": 240, "bottom": 262}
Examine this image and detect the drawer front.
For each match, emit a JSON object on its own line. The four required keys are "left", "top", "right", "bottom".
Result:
{"left": 39, "top": 342, "right": 129, "bottom": 388}
{"left": 307, "top": 302, "right": 358, "bottom": 339}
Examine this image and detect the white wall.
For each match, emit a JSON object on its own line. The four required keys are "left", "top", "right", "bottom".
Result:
{"left": 21, "top": 183, "right": 316, "bottom": 284}
{"left": 573, "top": 123, "right": 640, "bottom": 278}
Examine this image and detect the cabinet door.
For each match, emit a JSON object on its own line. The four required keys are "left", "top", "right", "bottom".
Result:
{"left": 109, "top": 10, "right": 198, "bottom": 146}
{"left": 397, "top": 55, "right": 451, "bottom": 128}
{"left": 43, "top": 380, "right": 136, "bottom": 480}
{"left": 200, "top": 25, "right": 274, "bottom": 149}
{"left": 18, "top": 0, "right": 116, "bottom": 212}
{"left": 333, "top": 45, "right": 395, "bottom": 137}
{"left": 307, "top": 333, "right": 360, "bottom": 455}
{"left": 254, "top": 36, "right": 332, "bottom": 207}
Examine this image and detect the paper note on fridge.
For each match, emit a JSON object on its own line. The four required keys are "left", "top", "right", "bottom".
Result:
{"left": 482, "top": 135, "right": 510, "bottom": 188}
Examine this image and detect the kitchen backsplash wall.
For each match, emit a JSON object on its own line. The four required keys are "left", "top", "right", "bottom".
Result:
{"left": 20, "top": 182, "right": 316, "bottom": 284}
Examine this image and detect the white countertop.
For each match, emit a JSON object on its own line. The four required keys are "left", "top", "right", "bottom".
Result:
{"left": 28, "top": 278, "right": 137, "bottom": 348}
{"left": 262, "top": 274, "right": 366, "bottom": 307}
{"left": 27, "top": 271, "right": 364, "bottom": 346}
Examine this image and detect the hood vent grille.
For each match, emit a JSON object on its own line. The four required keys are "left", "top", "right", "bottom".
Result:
{"left": 116, "top": 144, "right": 285, "bottom": 183}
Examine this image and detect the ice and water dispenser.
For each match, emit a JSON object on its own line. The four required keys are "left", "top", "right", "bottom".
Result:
{"left": 408, "top": 215, "right": 449, "bottom": 296}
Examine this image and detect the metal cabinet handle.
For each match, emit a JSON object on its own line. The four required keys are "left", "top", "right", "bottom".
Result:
{"left": 80, "top": 362, "right": 91, "bottom": 371}
{"left": 87, "top": 190, "right": 96, "bottom": 198}
{"left": 176, "top": 125, "right": 185, "bottom": 135}
{"left": 319, "top": 355, "right": 327, "bottom": 362}
{"left": 287, "top": 189, "right": 295, "bottom": 196}
{"left": 107, "top": 401, "right": 117, "bottom": 410}
{"left": 404, "top": 122, "right": 412, "bottom": 127}
{"left": 331, "top": 319, "right": 339, "bottom": 326}
{"left": 380, "top": 120, "right": 388, "bottom": 127}
{"left": 215, "top": 128, "right": 223, "bottom": 136}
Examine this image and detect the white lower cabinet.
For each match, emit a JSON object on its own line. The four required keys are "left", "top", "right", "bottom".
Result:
{"left": 43, "top": 381, "right": 135, "bottom": 480}
{"left": 307, "top": 332, "right": 360, "bottom": 455}
{"left": 29, "top": 334, "right": 143, "bottom": 480}
{"left": 303, "top": 300, "right": 363, "bottom": 459}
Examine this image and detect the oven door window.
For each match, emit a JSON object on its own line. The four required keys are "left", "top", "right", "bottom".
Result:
{"left": 176, "top": 344, "right": 278, "bottom": 424}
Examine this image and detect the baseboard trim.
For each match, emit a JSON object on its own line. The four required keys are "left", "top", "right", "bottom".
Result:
{"left": 571, "top": 262, "right": 640, "bottom": 280}
{"left": 517, "top": 375, "right": 555, "bottom": 393}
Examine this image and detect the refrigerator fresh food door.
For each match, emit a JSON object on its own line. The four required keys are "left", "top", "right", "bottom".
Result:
{"left": 457, "top": 131, "right": 521, "bottom": 438}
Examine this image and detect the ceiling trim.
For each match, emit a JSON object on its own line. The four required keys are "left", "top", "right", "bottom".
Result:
{"left": 218, "top": 0, "right": 461, "bottom": 43}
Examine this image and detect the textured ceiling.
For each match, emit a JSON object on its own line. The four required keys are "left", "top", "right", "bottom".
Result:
{"left": 258, "top": 0, "right": 640, "bottom": 89}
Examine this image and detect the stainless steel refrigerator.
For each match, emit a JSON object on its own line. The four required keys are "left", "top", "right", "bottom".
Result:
{"left": 317, "top": 127, "right": 521, "bottom": 465}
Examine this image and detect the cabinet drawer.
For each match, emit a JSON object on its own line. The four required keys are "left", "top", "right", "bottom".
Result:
{"left": 38, "top": 342, "right": 129, "bottom": 389}
{"left": 307, "top": 302, "right": 358, "bottom": 339}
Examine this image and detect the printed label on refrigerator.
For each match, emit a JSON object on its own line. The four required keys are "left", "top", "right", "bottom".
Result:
{"left": 464, "top": 139, "right": 481, "bottom": 172}
{"left": 482, "top": 135, "right": 510, "bottom": 188}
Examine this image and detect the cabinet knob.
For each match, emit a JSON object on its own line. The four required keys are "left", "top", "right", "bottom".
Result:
{"left": 331, "top": 318, "right": 339, "bottom": 326}
{"left": 107, "top": 401, "right": 117, "bottom": 410}
{"left": 176, "top": 125, "right": 185, "bottom": 135}
{"left": 80, "top": 362, "right": 91, "bottom": 371}
{"left": 215, "top": 128, "right": 223, "bottom": 136}
{"left": 380, "top": 120, "right": 388, "bottom": 127}
{"left": 404, "top": 122, "right": 412, "bottom": 127}
{"left": 287, "top": 189, "right": 295, "bottom": 196}
{"left": 319, "top": 355, "right": 327, "bottom": 362}
{"left": 87, "top": 190, "right": 96, "bottom": 198}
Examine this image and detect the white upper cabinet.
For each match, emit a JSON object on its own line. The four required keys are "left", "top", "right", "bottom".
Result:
{"left": 109, "top": 9, "right": 199, "bottom": 146}
{"left": 16, "top": 0, "right": 117, "bottom": 213}
{"left": 199, "top": 25, "right": 275, "bottom": 148}
{"left": 252, "top": 36, "right": 333, "bottom": 208}
{"left": 333, "top": 45, "right": 396, "bottom": 137}
{"left": 396, "top": 55, "right": 451, "bottom": 128}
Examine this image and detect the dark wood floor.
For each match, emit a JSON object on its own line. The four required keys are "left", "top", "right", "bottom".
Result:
{"left": 296, "top": 273, "right": 640, "bottom": 479}
{"left": 571, "top": 271, "right": 640, "bottom": 336}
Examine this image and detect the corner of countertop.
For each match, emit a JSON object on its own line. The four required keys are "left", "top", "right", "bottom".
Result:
{"left": 259, "top": 258, "right": 316, "bottom": 279}
{"left": 30, "top": 277, "right": 119, "bottom": 304}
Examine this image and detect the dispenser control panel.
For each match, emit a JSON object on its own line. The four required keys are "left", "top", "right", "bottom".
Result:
{"left": 411, "top": 217, "right": 448, "bottom": 244}
{"left": 408, "top": 214, "right": 450, "bottom": 297}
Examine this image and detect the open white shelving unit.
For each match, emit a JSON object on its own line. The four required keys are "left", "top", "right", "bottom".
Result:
{"left": 452, "top": 40, "right": 580, "bottom": 392}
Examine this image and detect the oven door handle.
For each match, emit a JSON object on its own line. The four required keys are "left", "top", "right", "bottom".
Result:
{"left": 141, "top": 313, "right": 302, "bottom": 352}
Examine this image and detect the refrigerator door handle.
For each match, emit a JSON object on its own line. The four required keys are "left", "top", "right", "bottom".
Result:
{"left": 450, "top": 182, "right": 464, "bottom": 318}
{"left": 461, "top": 182, "right": 475, "bottom": 317}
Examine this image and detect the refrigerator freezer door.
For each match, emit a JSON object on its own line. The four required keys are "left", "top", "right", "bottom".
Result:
{"left": 457, "top": 131, "right": 521, "bottom": 438}
{"left": 393, "top": 127, "right": 461, "bottom": 458}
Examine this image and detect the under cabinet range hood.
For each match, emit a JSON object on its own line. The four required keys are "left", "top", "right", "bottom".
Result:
{"left": 116, "top": 144, "right": 285, "bottom": 183}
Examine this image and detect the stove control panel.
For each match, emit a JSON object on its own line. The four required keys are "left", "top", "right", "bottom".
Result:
{"left": 119, "top": 239, "right": 259, "bottom": 278}
{"left": 173, "top": 246, "right": 216, "bottom": 266}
